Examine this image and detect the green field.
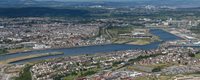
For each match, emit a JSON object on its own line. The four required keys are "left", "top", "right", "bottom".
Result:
{"left": 53, "top": 65, "right": 100, "bottom": 80}
{"left": 190, "top": 24, "right": 200, "bottom": 38}
{"left": 107, "top": 27, "right": 134, "bottom": 38}
{"left": 0, "top": 49, "right": 8, "bottom": 55}
{"left": 195, "top": 53, "right": 200, "bottom": 59}
{"left": 104, "top": 27, "right": 159, "bottom": 45}
{"left": 15, "top": 65, "right": 32, "bottom": 80}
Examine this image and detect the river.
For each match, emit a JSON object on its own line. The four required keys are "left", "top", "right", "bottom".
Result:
{"left": 0, "top": 29, "right": 182, "bottom": 64}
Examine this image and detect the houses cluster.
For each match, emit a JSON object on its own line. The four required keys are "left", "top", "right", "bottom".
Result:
{"left": 1, "top": 47, "right": 200, "bottom": 80}
{"left": 0, "top": 17, "right": 110, "bottom": 50}
{"left": 30, "top": 49, "right": 153, "bottom": 80}
{"left": 0, "top": 64, "right": 25, "bottom": 80}
{"left": 136, "top": 47, "right": 200, "bottom": 65}
{"left": 146, "top": 18, "right": 200, "bottom": 28}
{"left": 87, "top": 71, "right": 144, "bottom": 80}
{"left": 30, "top": 47, "right": 196, "bottom": 80}
{"left": 162, "top": 65, "right": 200, "bottom": 75}
{"left": 161, "top": 28, "right": 200, "bottom": 47}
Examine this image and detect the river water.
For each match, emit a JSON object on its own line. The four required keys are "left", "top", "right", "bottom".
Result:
{"left": 0, "top": 29, "right": 182, "bottom": 64}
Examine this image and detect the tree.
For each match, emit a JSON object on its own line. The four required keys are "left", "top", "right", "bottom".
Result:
{"left": 152, "top": 67, "right": 161, "bottom": 72}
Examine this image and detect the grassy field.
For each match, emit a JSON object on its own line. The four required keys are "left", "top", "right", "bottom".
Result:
{"left": 112, "top": 38, "right": 138, "bottom": 44}
{"left": 127, "top": 39, "right": 151, "bottom": 45}
{"left": 63, "top": 68, "right": 100, "bottom": 80}
{"left": 0, "top": 49, "right": 8, "bottom": 55}
{"left": 105, "top": 27, "right": 159, "bottom": 45}
{"left": 8, "top": 48, "right": 31, "bottom": 53}
{"left": 107, "top": 27, "right": 134, "bottom": 38}
{"left": 195, "top": 53, "right": 200, "bottom": 59}
{"left": 15, "top": 65, "right": 32, "bottom": 80}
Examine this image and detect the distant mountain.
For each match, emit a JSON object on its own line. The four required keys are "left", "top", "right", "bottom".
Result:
{"left": 0, "top": 7, "right": 91, "bottom": 17}
{"left": 0, "top": 0, "right": 200, "bottom": 8}
{"left": 0, "top": 0, "right": 67, "bottom": 7}
{"left": 136, "top": 0, "right": 200, "bottom": 8}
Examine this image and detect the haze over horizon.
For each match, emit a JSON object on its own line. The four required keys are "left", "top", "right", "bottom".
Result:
{"left": 1, "top": 0, "right": 200, "bottom": 8}
{"left": 34, "top": 0, "right": 198, "bottom": 1}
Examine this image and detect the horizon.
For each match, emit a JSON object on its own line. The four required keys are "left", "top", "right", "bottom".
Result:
{"left": 1, "top": 0, "right": 200, "bottom": 80}
{"left": 0, "top": 0, "right": 200, "bottom": 8}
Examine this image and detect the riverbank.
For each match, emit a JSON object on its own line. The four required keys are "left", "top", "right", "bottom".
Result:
{"left": 127, "top": 39, "right": 151, "bottom": 45}
{"left": 0, "top": 48, "right": 34, "bottom": 56}
{"left": 0, "top": 43, "right": 111, "bottom": 56}
{"left": 0, "top": 28, "right": 164, "bottom": 56}
{"left": 7, "top": 48, "right": 32, "bottom": 54}
{"left": 0, "top": 29, "right": 182, "bottom": 64}
{"left": 0, "top": 52, "right": 64, "bottom": 64}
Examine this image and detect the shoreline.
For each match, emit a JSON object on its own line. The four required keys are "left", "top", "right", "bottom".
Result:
{"left": 0, "top": 52, "right": 64, "bottom": 64}
{"left": 0, "top": 29, "right": 171, "bottom": 56}
{"left": 1, "top": 42, "right": 157, "bottom": 57}
{"left": 0, "top": 43, "right": 112, "bottom": 56}
{"left": 0, "top": 29, "right": 183, "bottom": 64}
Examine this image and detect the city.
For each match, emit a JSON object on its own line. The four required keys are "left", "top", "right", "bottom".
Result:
{"left": 0, "top": 0, "right": 200, "bottom": 80}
